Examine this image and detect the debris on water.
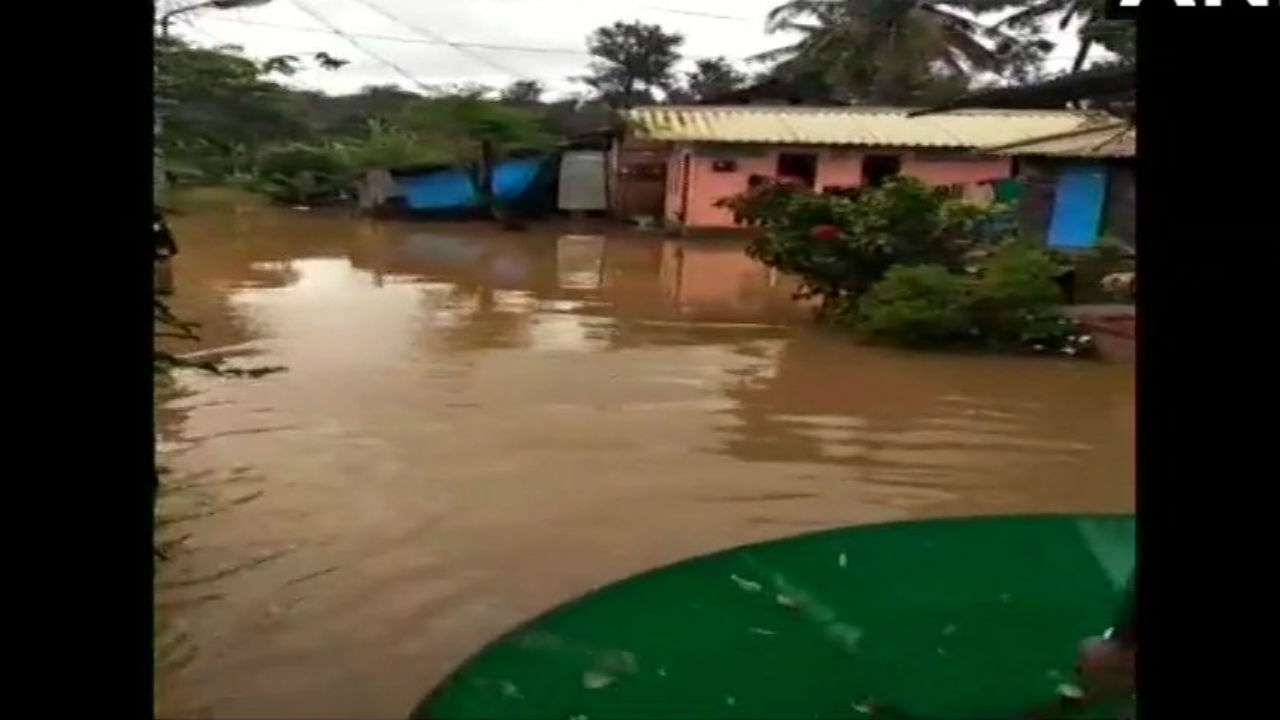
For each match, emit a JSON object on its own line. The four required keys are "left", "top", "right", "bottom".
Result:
{"left": 498, "top": 680, "right": 523, "bottom": 699}
{"left": 1056, "top": 682, "right": 1085, "bottom": 700}
{"left": 569, "top": 715, "right": 589, "bottom": 720}
{"left": 851, "top": 699, "right": 874, "bottom": 715}
{"left": 656, "top": 667, "right": 667, "bottom": 677}
{"left": 730, "top": 574, "right": 762, "bottom": 593}
{"left": 838, "top": 552, "right": 848, "bottom": 568}
{"left": 582, "top": 671, "right": 614, "bottom": 690}
{"left": 941, "top": 623, "right": 958, "bottom": 636}
{"left": 598, "top": 650, "right": 639, "bottom": 675}
{"left": 725, "top": 696, "right": 736, "bottom": 707}
{"left": 1046, "top": 669, "right": 1063, "bottom": 679}
{"left": 775, "top": 593, "right": 798, "bottom": 608}
{"left": 936, "top": 647, "right": 947, "bottom": 655}
{"left": 826, "top": 623, "right": 863, "bottom": 653}
{"left": 1000, "top": 592, "right": 1013, "bottom": 603}
{"left": 748, "top": 627, "right": 777, "bottom": 636}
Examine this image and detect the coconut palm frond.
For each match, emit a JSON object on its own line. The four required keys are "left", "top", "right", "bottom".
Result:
{"left": 933, "top": 21, "right": 1000, "bottom": 70}
{"left": 996, "top": 0, "right": 1072, "bottom": 31}
{"left": 1070, "top": 38, "right": 1094, "bottom": 72}
{"left": 749, "top": 41, "right": 811, "bottom": 63}
{"left": 1059, "top": 0, "right": 1094, "bottom": 30}
{"left": 765, "top": 0, "right": 833, "bottom": 32}
{"left": 920, "top": 4, "right": 1023, "bottom": 47}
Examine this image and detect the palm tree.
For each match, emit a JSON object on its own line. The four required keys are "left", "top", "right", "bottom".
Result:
{"left": 755, "top": 0, "right": 1047, "bottom": 105}
{"left": 996, "top": 0, "right": 1133, "bottom": 72}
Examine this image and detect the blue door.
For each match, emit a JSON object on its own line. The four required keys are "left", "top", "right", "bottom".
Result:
{"left": 1048, "top": 165, "right": 1108, "bottom": 249}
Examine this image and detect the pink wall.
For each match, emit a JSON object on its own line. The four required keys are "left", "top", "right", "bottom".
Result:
{"left": 668, "top": 146, "right": 1014, "bottom": 229}
{"left": 686, "top": 152, "right": 776, "bottom": 228}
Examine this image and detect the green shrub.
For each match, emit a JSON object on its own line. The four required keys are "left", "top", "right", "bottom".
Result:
{"left": 848, "top": 242, "right": 1095, "bottom": 356}
{"left": 853, "top": 264, "right": 974, "bottom": 348}
{"left": 254, "top": 143, "right": 353, "bottom": 204}
{"left": 970, "top": 241, "right": 1066, "bottom": 344}
{"left": 341, "top": 119, "right": 451, "bottom": 171}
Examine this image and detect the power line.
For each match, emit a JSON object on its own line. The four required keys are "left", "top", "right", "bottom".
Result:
{"left": 344, "top": 0, "right": 529, "bottom": 78}
{"left": 286, "top": 0, "right": 439, "bottom": 93}
{"left": 641, "top": 6, "right": 755, "bottom": 22}
{"left": 204, "top": 15, "right": 590, "bottom": 55}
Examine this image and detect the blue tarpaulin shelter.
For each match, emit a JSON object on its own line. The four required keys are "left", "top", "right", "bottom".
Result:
{"left": 398, "top": 157, "right": 555, "bottom": 215}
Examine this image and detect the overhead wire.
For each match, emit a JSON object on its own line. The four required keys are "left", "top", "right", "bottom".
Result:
{"left": 640, "top": 6, "right": 754, "bottom": 22}
{"left": 344, "top": 0, "right": 530, "bottom": 78}
{"left": 187, "top": 0, "right": 1118, "bottom": 98}
{"left": 285, "top": 0, "right": 442, "bottom": 93}
{"left": 204, "top": 15, "right": 590, "bottom": 55}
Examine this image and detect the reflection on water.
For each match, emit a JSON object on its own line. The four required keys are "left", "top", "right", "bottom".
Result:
{"left": 156, "top": 204, "right": 1133, "bottom": 718}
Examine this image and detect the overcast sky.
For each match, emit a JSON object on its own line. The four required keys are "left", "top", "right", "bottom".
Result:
{"left": 168, "top": 0, "right": 1103, "bottom": 98}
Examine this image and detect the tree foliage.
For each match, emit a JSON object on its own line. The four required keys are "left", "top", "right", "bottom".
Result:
{"left": 996, "top": 0, "right": 1134, "bottom": 71}
{"left": 854, "top": 242, "right": 1086, "bottom": 353}
{"left": 157, "top": 37, "right": 309, "bottom": 180}
{"left": 683, "top": 57, "right": 749, "bottom": 102}
{"left": 500, "top": 80, "right": 546, "bottom": 105}
{"left": 755, "top": 0, "right": 1053, "bottom": 104}
{"left": 723, "top": 177, "right": 1091, "bottom": 355}
{"left": 397, "top": 96, "right": 556, "bottom": 165}
{"left": 580, "top": 20, "right": 684, "bottom": 108}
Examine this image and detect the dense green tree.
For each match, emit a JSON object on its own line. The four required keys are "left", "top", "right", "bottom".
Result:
{"left": 500, "top": 80, "right": 546, "bottom": 105}
{"left": 289, "top": 85, "right": 425, "bottom": 139}
{"left": 682, "top": 57, "right": 749, "bottom": 102}
{"left": 755, "top": 0, "right": 1050, "bottom": 104}
{"left": 156, "top": 38, "right": 310, "bottom": 180}
{"left": 579, "top": 20, "right": 684, "bottom": 108}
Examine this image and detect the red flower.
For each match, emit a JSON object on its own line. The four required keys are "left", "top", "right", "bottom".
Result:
{"left": 809, "top": 224, "right": 842, "bottom": 242}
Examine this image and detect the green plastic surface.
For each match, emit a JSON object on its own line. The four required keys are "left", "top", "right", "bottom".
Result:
{"left": 415, "top": 514, "right": 1135, "bottom": 719}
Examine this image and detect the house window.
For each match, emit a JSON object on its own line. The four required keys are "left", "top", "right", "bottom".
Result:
{"left": 777, "top": 152, "right": 818, "bottom": 188}
{"left": 711, "top": 159, "right": 738, "bottom": 173}
{"left": 862, "top": 154, "right": 902, "bottom": 187}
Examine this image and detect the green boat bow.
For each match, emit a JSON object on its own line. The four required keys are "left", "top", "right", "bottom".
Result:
{"left": 415, "top": 514, "right": 1135, "bottom": 719}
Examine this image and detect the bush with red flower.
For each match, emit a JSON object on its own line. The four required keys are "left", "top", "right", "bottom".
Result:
{"left": 716, "top": 176, "right": 1092, "bottom": 355}
{"left": 723, "top": 176, "right": 999, "bottom": 312}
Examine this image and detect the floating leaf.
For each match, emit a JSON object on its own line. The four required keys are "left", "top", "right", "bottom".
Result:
{"left": 1056, "top": 682, "right": 1085, "bottom": 700}
{"left": 498, "top": 680, "right": 523, "bottom": 699}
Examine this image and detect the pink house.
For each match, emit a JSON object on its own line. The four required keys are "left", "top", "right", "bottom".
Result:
{"left": 612, "top": 105, "right": 1116, "bottom": 231}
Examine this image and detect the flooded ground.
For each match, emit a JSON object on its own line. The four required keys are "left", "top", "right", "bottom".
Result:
{"left": 155, "top": 198, "right": 1134, "bottom": 719}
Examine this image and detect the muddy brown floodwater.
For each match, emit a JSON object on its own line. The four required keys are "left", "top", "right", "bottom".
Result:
{"left": 155, "top": 198, "right": 1134, "bottom": 719}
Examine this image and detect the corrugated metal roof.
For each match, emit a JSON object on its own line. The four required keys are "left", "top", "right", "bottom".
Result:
{"left": 982, "top": 123, "right": 1135, "bottom": 158}
{"left": 622, "top": 105, "right": 1125, "bottom": 150}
